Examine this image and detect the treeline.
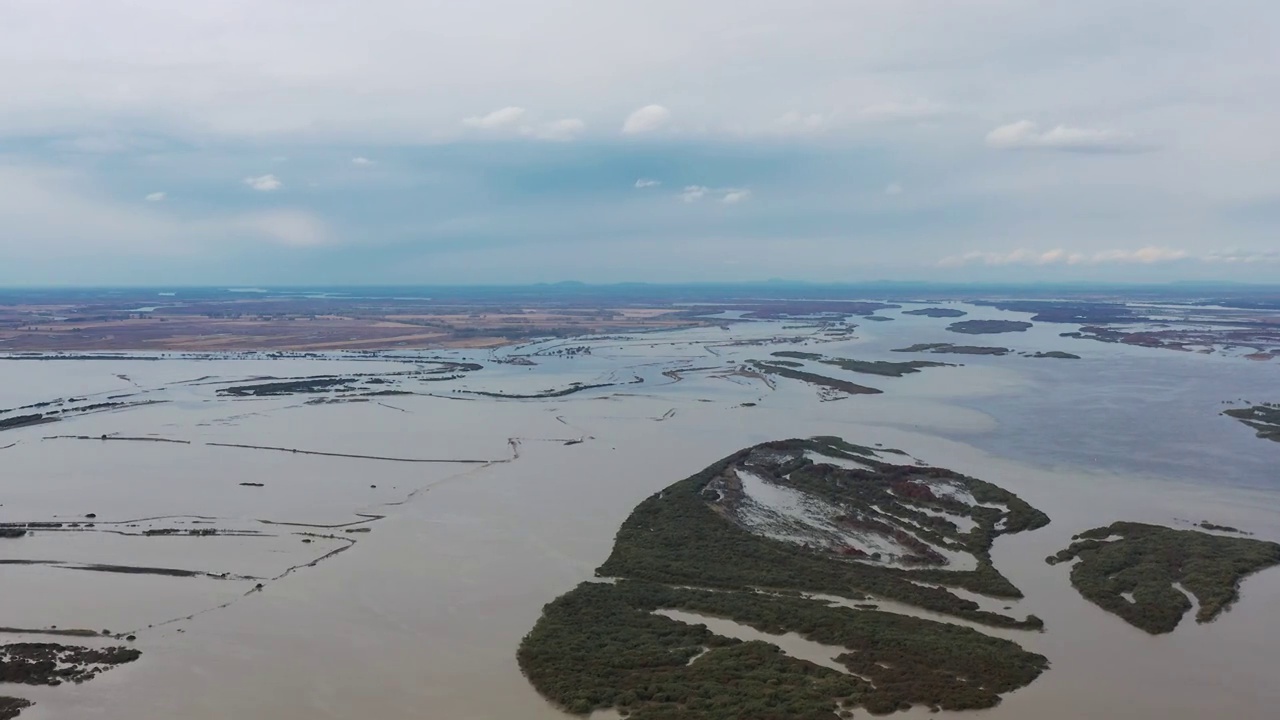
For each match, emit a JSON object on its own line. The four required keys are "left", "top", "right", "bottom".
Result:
{"left": 519, "top": 579, "right": 1048, "bottom": 719}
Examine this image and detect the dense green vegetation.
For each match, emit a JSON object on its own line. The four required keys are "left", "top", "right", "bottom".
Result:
{"left": 1223, "top": 403, "right": 1280, "bottom": 443}
{"left": 0, "top": 642, "right": 141, "bottom": 686}
{"left": 946, "top": 320, "right": 1033, "bottom": 335}
{"left": 519, "top": 438, "right": 1054, "bottom": 718}
{"left": 769, "top": 352, "right": 952, "bottom": 377}
{"left": 750, "top": 363, "right": 881, "bottom": 395}
{"left": 892, "top": 343, "right": 1011, "bottom": 356}
{"left": 902, "top": 308, "right": 967, "bottom": 318}
{"left": 772, "top": 351, "right": 823, "bottom": 361}
{"left": 1199, "top": 521, "right": 1247, "bottom": 534}
{"left": 219, "top": 377, "right": 356, "bottom": 396}
{"left": 0, "top": 697, "right": 32, "bottom": 720}
{"left": 0, "top": 414, "right": 58, "bottom": 431}
{"left": 597, "top": 440, "right": 1048, "bottom": 622}
{"left": 1047, "top": 522, "right": 1280, "bottom": 634}
{"left": 519, "top": 580, "right": 1048, "bottom": 719}
{"left": 818, "top": 357, "right": 951, "bottom": 377}
{"left": 1028, "top": 351, "right": 1081, "bottom": 359}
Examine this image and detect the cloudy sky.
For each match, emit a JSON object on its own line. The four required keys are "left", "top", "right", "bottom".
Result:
{"left": 1, "top": 0, "right": 1277, "bottom": 285}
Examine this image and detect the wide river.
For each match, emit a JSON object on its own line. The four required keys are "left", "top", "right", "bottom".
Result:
{"left": 2, "top": 303, "right": 1278, "bottom": 719}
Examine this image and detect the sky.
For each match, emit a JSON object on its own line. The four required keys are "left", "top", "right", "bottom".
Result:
{"left": 1, "top": 0, "right": 1278, "bottom": 286}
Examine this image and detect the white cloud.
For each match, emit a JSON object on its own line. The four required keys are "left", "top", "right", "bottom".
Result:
{"left": 679, "top": 186, "right": 750, "bottom": 203}
{"left": 634, "top": 178, "right": 661, "bottom": 189}
{"left": 521, "top": 117, "right": 586, "bottom": 141}
{"left": 0, "top": 2, "right": 1275, "bottom": 284}
{"left": 985, "top": 120, "right": 1147, "bottom": 153}
{"left": 680, "top": 185, "right": 709, "bottom": 202}
{"left": 1092, "top": 247, "right": 1188, "bottom": 263}
{"left": 940, "top": 246, "right": 1190, "bottom": 267}
{"left": 884, "top": 182, "right": 903, "bottom": 196}
{"left": 463, "top": 106, "right": 526, "bottom": 129}
{"left": 244, "top": 174, "right": 283, "bottom": 192}
{"left": 622, "top": 104, "right": 671, "bottom": 135}
{"left": 351, "top": 156, "right": 374, "bottom": 166}
{"left": 145, "top": 191, "right": 167, "bottom": 202}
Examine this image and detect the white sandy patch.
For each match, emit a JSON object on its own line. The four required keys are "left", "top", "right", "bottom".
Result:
{"left": 803, "top": 450, "right": 877, "bottom": 471}
{"left": 733, "top": 470, "right": 916, "bottom": 559}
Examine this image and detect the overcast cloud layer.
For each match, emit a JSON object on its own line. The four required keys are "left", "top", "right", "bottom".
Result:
{"left": 1, "top": 0, "right": 1277, "bottom": 285}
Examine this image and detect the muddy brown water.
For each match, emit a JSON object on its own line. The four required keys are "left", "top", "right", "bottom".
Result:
{"left": 1, "top": 315, "right": 1278, "bottom": 720}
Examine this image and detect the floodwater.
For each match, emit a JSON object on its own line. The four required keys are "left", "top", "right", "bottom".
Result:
{"left": 2, "top": 304, "right": 1279, "bottom": 720}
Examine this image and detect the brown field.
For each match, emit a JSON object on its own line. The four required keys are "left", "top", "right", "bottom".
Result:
{"left": 0, "top": 301, "right": 713, "bottom": 352}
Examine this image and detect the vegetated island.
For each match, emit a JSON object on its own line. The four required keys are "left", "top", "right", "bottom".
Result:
{"left": 519, "top": 438, "right": 1052, "bottom": 719}
{"left": 893, "top": 343, "right": 1011, "bottom": 356}
{"left": 1, "top": 697, "right": 32, "bottom": 720}
{"left": 1046, "top": 522, "right": 1280, "bottom": 635}
{"left": 946, "top": 320, "right": 1034, "bottom": 335}
{"left": 1199, "top": 521, "right": 1250, "bottom": 534}
{"left": 903, "top": 308, "right": 967, "bottom": 318}
{"left": 0, "top": 642, "right": 141, "bottom": 719}
{"left": 1025, "top": 351, "right": 1081, "bottom": 359}
{"left": 750, "top": 362, "right": 882, "bottom": 396}
{"left": 771, "top": 351, "right": 953, "bottom": 377}
{"left": 1222, "top": 403, "right": 1280, "bottom": 443}
{"left": 218, "top": 377, "right": 357, "bottom": 396}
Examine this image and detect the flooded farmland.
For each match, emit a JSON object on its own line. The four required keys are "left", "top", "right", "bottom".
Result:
{"left": 3, "top": 304, "right": 1279, "bottom": 720}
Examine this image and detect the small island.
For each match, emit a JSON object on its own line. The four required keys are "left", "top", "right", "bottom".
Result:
{"left": 1047, "top": 522, "right": 1280, "bottom": 634}
{"left": 0, "top": 642, "right": 142, "bottom": 718}
{"left": 947, "top": 320, "right": 1034, "bottom": 335}
{"left": 751, "top": 362, "right": 882, "bottom": 396}
{"left": 1026, "top": 351, "right": 1081, "bottom": 359}
{"left": 1223, "top": 403, "right": 1280, "bottom": 443}
{"left": 893, "top": 343, "right": 1011, "bottom": 356}
{"left": 1, "top": 698, "right": 32, "bottom": 720}
{"left": 519, "top": 438, "right": 1053, "bottom": 719}
{"left": 771, "top": 352, "right": 952, "bottom": 377}
{"left": 903, "top": 307, "right": 968, "bottom": 318}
